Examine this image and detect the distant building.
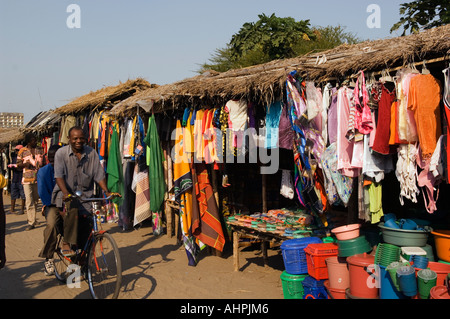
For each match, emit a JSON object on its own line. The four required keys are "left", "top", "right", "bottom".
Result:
{"left": 0, "top": 112, "right": 24, "bottom": 128}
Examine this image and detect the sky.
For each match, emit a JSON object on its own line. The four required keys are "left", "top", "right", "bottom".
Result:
{"left": 0, "top": 0, "right": 410, "bottom": 123}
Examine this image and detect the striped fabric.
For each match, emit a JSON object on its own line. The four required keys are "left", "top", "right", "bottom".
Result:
{"left": 191, "top": 164, "right": 225, "bottom": 252}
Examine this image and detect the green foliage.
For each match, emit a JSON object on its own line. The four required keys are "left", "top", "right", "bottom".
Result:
{"left": 391, "top": 0, "right": 450, "bottom": 35}
{"left": 229, "top": 13, "right": 315, "bottom": 62}
{"left": 198, "top": 16, "right": 361, "bottom": 74}
{"left": 293, "top": 25, "right": 361, "bottom": 56}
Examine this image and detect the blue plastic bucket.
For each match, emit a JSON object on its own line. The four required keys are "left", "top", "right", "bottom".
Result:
{"left": 412, "top": 255, "right": 429, "bottom": 269}
{"left": 281, "top": 237, "right": 323, "bottom": 275}
{"left": 397, "top": 265, "right": 417, "bottom": 297}
{"left": 379, "top": 265, "right": 407, "bottom": 299}
{"left": 399, "top": 219, "right": 418, "bottom": 230}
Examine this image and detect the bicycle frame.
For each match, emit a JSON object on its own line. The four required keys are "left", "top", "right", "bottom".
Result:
{"left": 59, "top": 197, "right": 110, "bottom": 265}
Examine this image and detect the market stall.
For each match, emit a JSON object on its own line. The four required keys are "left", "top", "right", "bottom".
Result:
{"left": 7, "top": 24, "right": 450, "bottom": 299}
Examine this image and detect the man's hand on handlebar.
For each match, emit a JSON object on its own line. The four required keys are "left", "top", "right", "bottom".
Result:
{"left": 105, "top": 192, "right": 122, "bottom": 199}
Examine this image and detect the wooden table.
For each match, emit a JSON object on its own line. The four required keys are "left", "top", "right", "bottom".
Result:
{"left": 226, "top": 221, "right": 292, "bottom": 272}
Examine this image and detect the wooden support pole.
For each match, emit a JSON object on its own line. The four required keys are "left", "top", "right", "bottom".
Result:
{"left": 165, "top": 202, "right": 173, "bottom": 238}
{"left": 261, "top": 240, "right": 269, "bottom": 268}
{"left": 262, "top": 174, "right": 267, "bottom": 214}
{"left": 233, "top": 231, "right": 240, "bottom": 272}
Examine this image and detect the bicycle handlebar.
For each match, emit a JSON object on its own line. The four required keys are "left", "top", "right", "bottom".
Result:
{"left": 65, "top": 193, "right": 120, "bottom": 203}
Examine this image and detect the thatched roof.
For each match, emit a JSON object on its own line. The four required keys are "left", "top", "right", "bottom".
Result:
{"left": 54, "top": 78, "right": 156, "bottom": 115}
{"left": 0, "top": 128, "right": 25, "bottom": 146}
{"left": 111, "top": 24, "right": 450, "bottom": 116}
{"left": 0, "top": 111, "right": 61, "bottom": 145}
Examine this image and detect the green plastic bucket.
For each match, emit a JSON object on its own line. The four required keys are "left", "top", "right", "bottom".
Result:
{"left": 417, "top": 269, "right": 438, "bottom": 299}
{"left": 280, "top": 271, "right": 308, "bottom": 299}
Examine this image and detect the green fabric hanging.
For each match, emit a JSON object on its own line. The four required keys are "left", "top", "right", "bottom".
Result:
{"left": 106, "top": 125, "right": 124, "bottom": 206}
{"left": 143, "top": 114, "right": 166, "bottom": 213}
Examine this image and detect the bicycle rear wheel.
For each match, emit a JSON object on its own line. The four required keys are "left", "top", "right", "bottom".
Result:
{"left": 87, "top": 232, "right": 122, "bottom": 299}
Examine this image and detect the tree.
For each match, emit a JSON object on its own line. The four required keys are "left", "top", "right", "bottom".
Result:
{"left": 199, "top": 18, "right": 361, "bottom": 73}
{"left": 229, "top": 13, "right": 315, "bottom": 62}
{"left": 391, "top": 0, "right": 450, "bottom": 35}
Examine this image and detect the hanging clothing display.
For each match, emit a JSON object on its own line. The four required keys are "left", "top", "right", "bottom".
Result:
{"left": 173, "top": 120, "right": 199, "bottom": 266}
{"left": 132, "top": 164, "right": 152, "bottom": 227}
{"left": 106, "top": 123, "right": 124, "bottom": 206}
{"left": 143, "top": 114, "right": 166, "bottom": 213}
{"left": 191, "top": 163, "right": 225, "bottom": 252}
{"left": 408, "top": 73, "right": 442, "bottom": 158}
{"left": 265, "top": 100, "right": 283, "bottom": 149}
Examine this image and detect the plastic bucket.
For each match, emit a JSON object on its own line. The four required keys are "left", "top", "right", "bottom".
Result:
{"left": 430, "top": 286, "right": 450, "bottom": 299}
{"left": 399, "top": 219, "right": 418, "bottom": 230}
{"left": 385, "top": 262, "right": 405, "bottom": 291}
{"left": 411, "top": 255, "right": 429, "bottom": 269}
{"left": 379, "top": 265, "right": 407, "bottom": 299}
{"left": 417, "top": 269, "right": 437, "bottom": 299}
{"left": 384, "top": 213, "right": 396, "bottom": 222}
{"left": 384, "top": 219, "right": 400, "bottom": 229}
{"left": 324, "top": 280, "right": 346, "bottom": 299}
{"left": 397, "top": 265, "right": 417, "bottom": 297}
{"left": 280, "top": 271, "right": 307, "bottom": 299}
{"left": 347, "top": 253, "right": 379, "bottom": 299}
{"left": 431, "top": 230, "right": 450, "bottom": 263}
{"left": 427, "top": 262, "right": 450, "bottom": 286}
{"left": 325, "top": 256, "right": 350, "bottom": 290}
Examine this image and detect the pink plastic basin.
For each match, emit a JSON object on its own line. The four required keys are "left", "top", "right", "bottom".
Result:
{"left": 332, "top": 224, "right": 361, "bottom": 241}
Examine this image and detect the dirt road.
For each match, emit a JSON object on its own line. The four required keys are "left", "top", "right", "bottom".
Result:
{"left": 0, "top": 194, "right": 285, "bottom": 299}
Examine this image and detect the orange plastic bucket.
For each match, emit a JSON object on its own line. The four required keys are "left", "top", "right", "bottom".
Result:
{"left": 347, "top": 253, "right": 379, "bottom": 299}
{"left": 431, "top": 230, "right": 450, "bottom": 263}
{"left": 326, "top": 257, "right": 350, "bottom": 290}
{"left": 428, "top": 262, "right": 450, "bottom": 286}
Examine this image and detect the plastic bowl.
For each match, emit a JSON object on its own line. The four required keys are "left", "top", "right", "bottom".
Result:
{"left": 431, "top": 230, "right": 450, "bottom": 263}
{"left": 378, "top": 223, "right": 432, "bottom": 247}
{"left": 337, "top": 236, "right": 372, "bottom": 257}
{"left": 331, "top": 224, "right": 361, "bottom": 241}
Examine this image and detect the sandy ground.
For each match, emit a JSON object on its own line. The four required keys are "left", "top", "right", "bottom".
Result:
{"left": 0, "top": 193, "right": 285, "bottom": 299}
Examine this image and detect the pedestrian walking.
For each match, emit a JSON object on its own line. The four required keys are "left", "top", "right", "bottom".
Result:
{"left": 8, "top": 145, "right": 25, "bottom": 215}
{"left": 16, "top": 133, "right": 44, "bottom": 230}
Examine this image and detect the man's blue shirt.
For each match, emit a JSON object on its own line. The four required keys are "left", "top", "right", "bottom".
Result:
{"left": 37, "top": 163, "right": 55, "bottom": 207}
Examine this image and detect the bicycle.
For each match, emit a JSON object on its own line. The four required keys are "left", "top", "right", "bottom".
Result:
{"left": 52, "top": 191, "right": 122, "bottom": 299}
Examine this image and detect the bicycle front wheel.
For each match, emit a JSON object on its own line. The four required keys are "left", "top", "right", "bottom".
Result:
{"left": 87, "top": 232, "right": 122, "bottom": 299}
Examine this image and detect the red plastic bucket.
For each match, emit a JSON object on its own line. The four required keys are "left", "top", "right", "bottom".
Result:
{"left": 326, "top": 257, "right": 350, "bottom": 290}
{"left": 430, "top": 286, "right": 450, "bottom": 299}
{"left": 347, "top": 253, "right": 379, "bottom": 299}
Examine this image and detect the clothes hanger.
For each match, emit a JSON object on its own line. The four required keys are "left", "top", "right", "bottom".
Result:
{"left": 421, "top": 60, "right": 430, "bottom": 75}
{"left": 410, "top": 62, "right": 420, "bottom": 74}
{"left": 380, "top": 69, "right": 394, "bottom": 83}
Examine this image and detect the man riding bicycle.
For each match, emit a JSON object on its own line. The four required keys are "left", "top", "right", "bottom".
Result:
{"left": 39, "top": 126, "right": 118, "bottom": 275}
